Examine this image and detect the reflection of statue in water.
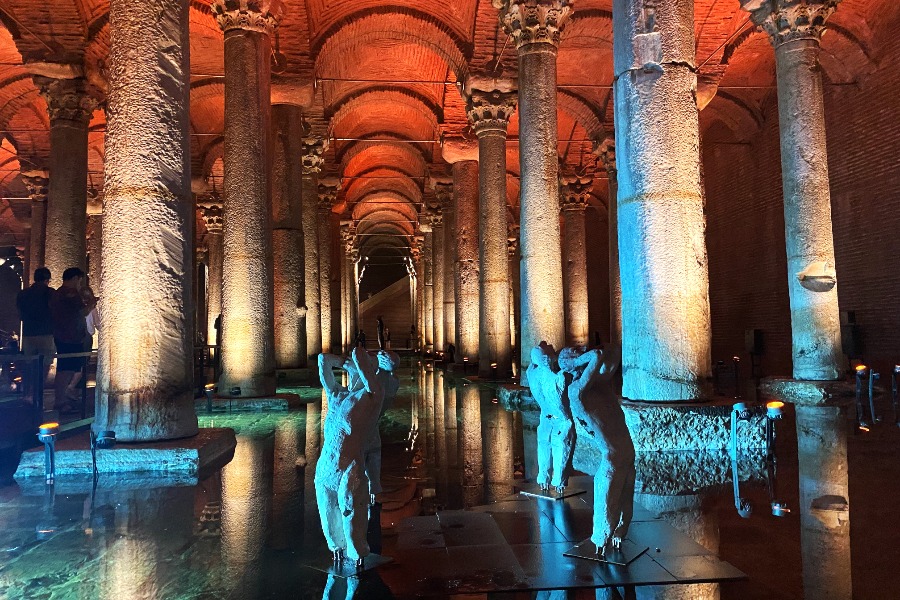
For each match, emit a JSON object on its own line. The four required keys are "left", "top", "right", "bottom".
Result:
{"left": 558, "top": 345, "right": 635, "bottom": 555}
{"left": 323, "top": 572, "right": 359, "bottom": 600}
{"left": 315, "top": 347, "right": 384, "bottom": 567}
{"left": 365, "top": 350, "right": 401, "bottom": 504}
{"left": 528, "top": 342, "right": 575, "bottom": 493}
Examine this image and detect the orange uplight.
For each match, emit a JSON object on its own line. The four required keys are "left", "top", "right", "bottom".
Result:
{"left": 205, "top": 383, "right": 215, "bottom": 390}
{"left": 856, "top": 364, "right": 868, "bottom": 372}
{"left": 766, "top": 401, "right": 785, "bottom": 410}
{"left": 859, "top": 425, "right": 870, "bottom": 432}
{"left": 39, "top": 422, "right": 59, "bottom": 429}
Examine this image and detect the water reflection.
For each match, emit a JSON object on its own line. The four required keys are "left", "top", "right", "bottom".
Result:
{"left": 484, "top": 397, "right": 515, "bottom": 503}
{"left": 459, "top": 381, "right": 484, "bottom": 506}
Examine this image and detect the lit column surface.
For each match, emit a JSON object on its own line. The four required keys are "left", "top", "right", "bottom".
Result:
{"left": 201, "top": 203, "right": 224, "bottom": 347}
{"left": 318, "top": 180, "right": 340, "bottom": 354}
{"left": 595, "top": 138, "right": 621, "bottom": 345}
{"left": 433, "top": 181, "right": 457, "bottom": 349}
{"left": 21, "top": 172, "right": 49, "bottom": 275}
{"left": 450, "top": 158, "right": 480, "bottom": 363}
{"left": 484, "top": 401, "right": 514, "bottom": 503}
{"left": 301, "top": 137, "right": 325, "bottom": 364}
{"left": 508, "top": 224, "right": 520, "bottom": 351}
{"left": 422, "top": 225, "right": 434, "bottom": 353}
{"left": 431, "top": 208, "right": 445, "bottom": 352}
{"left": 340, "top": 223, "right": 352, "bottom": 352}
{"left": 466, "top": 81, "right": 516, "bottom": 377}
{"left": 741, "top": 0, "right": 843, "bottom": 380}
{"left": 215, "top": 0, "right": 281, "bottom": 398}
{"left": 434, "top": 370, "right": 448, "bottom": 497}
{"left": 86, "top": 195, "right": 102, "bottom": 294}
{"left": 559, "top": 175, "right": 591, "bottom": 348}
{"left": 495, "top": 0, "right": 569, "bottom": 376}
{"left": 98, "top": 0, "right": 197, "bottom": 440}
{"left": 271, "top": 104, "right": 305, "bottom": 369}
{"left": 35, "top": 76, "right": 96, "bottom": 287}
{"left": 613, "top": 0, "right": 712, "bottom": 400}
{"left": 460, "top": 383, "right": 484, "bottom": 507}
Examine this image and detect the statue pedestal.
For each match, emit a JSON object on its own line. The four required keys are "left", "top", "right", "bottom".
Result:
{"left": 564, "top": 539, "right": 649, "bottom": 566}
{"left": 306, "top": 553, "right": 393, "bottom": 578}
{"left": 518, "top": 483, "right": 586, "bottom": 501}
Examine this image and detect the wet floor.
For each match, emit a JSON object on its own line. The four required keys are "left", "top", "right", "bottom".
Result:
{"left": 0, "top": 358, "right": 898, "bottom": 599}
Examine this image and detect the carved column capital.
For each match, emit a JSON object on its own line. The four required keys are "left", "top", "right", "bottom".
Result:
{"left": 559, "top": 174, "right": 592, "bottom": 212}
{"left": 592, "top": 136, "right": 616, "bottom": 178}
{"left": 741, "top": 0, "right": 841, "bottom": 46}
{"left": 318, "top": 180, "right": 341, "bottom": 211}
{"left": 340, "top": 221, "right": 357, "bottom": 254}
{"left": 34, "top": 77, "right": 97, "bottom": 124}
{"left": 21, "top": 170, "right": 49, "bottom": 202}
{"left": 464, "top": 80, "right": 518, "bottom": 135}
{"left": 493, "top": 0, "right": 574, "bottom": 51}
{"left": 431, "top": 180, "right": 454, "bottom": 210}
{"left": 212, "top": 0, "right": 283, "bottom": 35}
{"left": 86, "top": 191, "right": 104, "bottom": 216}
{"left": 507, "top": 223, "right": 520, "bottom": 257}
{"left": 200, "top": 203, "right": 224, "bottom": 233}
{"left": 422, "top": 202, "right": 443, "bottom": 227}
{"left": 301, "top": 136, "right": 326, "bottom": 175}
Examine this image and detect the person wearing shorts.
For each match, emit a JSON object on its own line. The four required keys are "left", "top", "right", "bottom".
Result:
{"left": 50, "top": 267, "right": 97, "bottom": 411}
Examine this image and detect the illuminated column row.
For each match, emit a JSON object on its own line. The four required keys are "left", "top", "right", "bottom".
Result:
{"left": 21, "top": 172, "right": 49, "bottom": 277}
{"left": 595, "top": 138, "right": 621, "bottom": 345}
{"left": 433, "top": 181, "right": 457, "bottom": 349}
{"left": 430, "top": 203, "right": 445, "bottom": 352}
{"left": 317, "top": 179, "right": 340, "bottom": 354}
{"left": 200, "top": 203, "right": 224, "bottom": 347}
{"left": 301, "top": 137, "right": 325, "bottom": 365}
{"left": 559, "top": 174, "right": 591, "bottom": 348}
{"left": 421, "top": 221, "right": 435, "bottom": 353}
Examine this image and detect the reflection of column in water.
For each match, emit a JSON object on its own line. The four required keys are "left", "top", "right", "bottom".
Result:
{"left": 444, "top": 381, "right": 461, "bottom": 507}
{"left": 320, "top": 388, "right": 329, "bottom": 431}
{"left": 484, "top": 398, "right": 514, "bottom": 503}
{"left": 460, "top": 382, "right": 484, "bottom": 507}
{"left": 305, "top": 401, "right": 323, "bottom": 533}
{"left": 425, "top": 364, "right": 435, "bottom": 465}
{"left": 323, "top": 571, "right": 360, "bottom": 600}
{"left": 416, "top": 364, "right": 427, "bottom": 457}
{"left": 634, "top": 493, "right": 720, "bottom": 600}
{"left": 512, "top": 411, "right": 524, "bottom": 476}
{"left": 519, "top": 409, "right": 540, "bottom": 482}
{"left": 796, "top": 405, "right": 851, "bottom": 600}
{"left": 270, "top": 415, "right": 305, "bottom": 550}
{"left": 99, "top": 485, "right": 194, "bottom": 598}
{"left": 222, "top": 433, "right": 275, "bottom": 588}
{"left": 434, "top": 369, "right": 448, "bottom": 499}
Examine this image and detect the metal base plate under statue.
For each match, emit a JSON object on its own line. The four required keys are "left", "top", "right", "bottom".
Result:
{"left": 306, "top": 553, "right": 393, "bottom": 578}
{"left": 564, "top": 539, "right": 649, "bottom": 567}
{"left": 518, "top": 482, "right": 587, "bottom": 501}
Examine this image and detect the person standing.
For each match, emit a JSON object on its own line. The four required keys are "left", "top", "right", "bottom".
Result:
{"left": 376, "top": 315, "right": 385, "bottom": 350}
{"left": 16, "top": 267, "right": 56, "bottom": 394}
{"left": 50, "top": 267, "right": 97, "bottom": 411}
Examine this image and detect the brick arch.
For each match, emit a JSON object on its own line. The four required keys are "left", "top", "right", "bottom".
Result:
{"left": 342, "top": 143, "right": 427, "bottom": 179}
{"left": 330, "top": 89, "right": 441, "bottom": 146}
{"left": 348, "top": 185, "right": 420, "bottom": 220}
{"left": 334, "top": 135, "right": 432, "bottom": 166}
{"left": 353, "top": 194, "right": 419, "bottom": 229}
{"left": 556, "top": 89, "right": 605, "bottom": 142}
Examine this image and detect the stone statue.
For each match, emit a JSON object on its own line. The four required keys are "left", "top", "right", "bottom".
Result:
{"left": 558, "top": 345, "right": 635, "bottom": 556}
{"left": 528, "top": 342, "right": 575, "bottom": 493}
{"left": 365, "top": 350, "right": 401, "bottom": 504}
{"left": 315, "top": 347, "right": 385, "bottom": 567}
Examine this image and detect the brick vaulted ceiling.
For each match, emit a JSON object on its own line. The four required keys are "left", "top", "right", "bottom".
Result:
{"left": 0, "top": 0, "right": 896, "bottom": 253}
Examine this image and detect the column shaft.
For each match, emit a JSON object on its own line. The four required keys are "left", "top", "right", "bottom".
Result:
{"left": 443, "top": 206, "right": 456, "bottom": 347}
{"left": 453, "top": 160, "right": 480, "bottom": 362}
{"left": 608, "top": 172, "right": 621, "bottom": 345}
{"left": 562, "top": 205, "right": 589, "bottom": 347}
{"left": 86, "top": 211, "right": 102, "bottom": 292}
{"left": 432, "top": 219, "right": 445, "bottom": 352}
{"left": 98, "top": 0, "right": 197, "bottom": 441}
{"left": 29, "top": 200, "right": 47, "bottom": 273}
{"left": 317, "top": 207, "right": 333, "bottom": 354}
{"left": 206, "top": 230, "right": 223, "bottom": 345}
{"left": 613, "top": 0, "right": 711, "bottom": 401}
{"left": 423, "top": 229, "right": 434, "bottom": 352}
{"left": 301, "top": 172, "right": 321, "bottom": 359}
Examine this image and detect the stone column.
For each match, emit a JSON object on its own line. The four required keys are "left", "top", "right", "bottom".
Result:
{"left": 317, "top": 179, "right": 339, "bottom": 354}
{"left": 86, "top": 193, "right": 103, "bottom": 294}
{"left": 97, "top": 0, "right": 197, "bottom": 441}
{"left": 559, "top": 174, "right": 591, "bottom": 348}
{"left": 421, "top": 222, "right": 435, "bottom": 353}
{"left": 444, "top": 143, "right": 480, "bottom": 364}
{"left": 741, "top": 0, "right": 843, "bottom": 380}
{"left": 21, "top": 171, "right": 49, "bottom": 276}
{"left": 595, "top": 137, "right": 621, "bottom": 345}
{"left": 35, "top": 77, "right": 96, "bottom": 287}
{"left": 214, "top": 0, "right": 281, "bottom": 398}
{"left": 613, "top": 0, "right": 712, "bottom": 401}
{"left": 339, "top": 222, "right": 351, "bottom": 351}
{"left": 271, "top": 104, "right": 305, "bottom": 369}
{"left": 413, "top": 237, "right": 425, "bottom": 350}
{"left": 460, "top": 382, "right": 484, "bottom": 507}
{"left": 433, "top": 181, "right": 456, "bottom": 348}
{"left": 429, "top": 205, "right": 445, "bottom": 352}
{"left": 465, "top": 81, "right": 516, "bottom": 377}
{"left": 495, "top": 0, "right": 570, "bottom": 376}
{"left": 349, "top": 247, "right": 360, "bottom": 344}
{"left": 301, "top": 136, "right": 325, "bottom": 363}
{"left": 200, "top": 203, "right": 224, "bottom": 346}
{"left": 508, "top": 224, "right": 520, "bottom": 351}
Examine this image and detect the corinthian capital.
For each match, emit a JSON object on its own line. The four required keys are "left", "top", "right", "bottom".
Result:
{"left": 592, "top": 136, "right": 616, "bottom": 178}
{"left": 507, "top": 223, "right": 520, "bottom": 257}
{"left": 741, "top": 0, "right": 841, "bottom": 46}
{"left": 200, "top": 203, "right": 224, "bottom": 233}
{"left": 21, "top": 170, "right": 49, "bottom": 202}
{"left": 431, "top": 178, "right": 454, "bottom": 209}
{"left": 301, "top": 136, "right": 326, "bottom": 175}
{"left": 493, "top": 0, "right": 574, "bottom": 51}
{"left": 35, "top": 77, "right": 97, "bottom": 124}
{"left": 212, "top": 0, "right": 283, "bottom": 35}
{"left": 464, "top": 77, "right": 518, "bottom": 135}
{"left": 559, "top": 173, "right": 592, "bottom": 212}
{"left": 318, "top": 178, "right": 341, "bottom": 210}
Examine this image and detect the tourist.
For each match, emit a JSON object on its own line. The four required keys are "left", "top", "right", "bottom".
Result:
{"left": 16, "top": 267, "right": 55, "bottom": 393}
{"left": 50, "top": 267, "right": 97, "bottom": 412}
{"left": 376, "top": 315, "right": 385, "bottom": 349}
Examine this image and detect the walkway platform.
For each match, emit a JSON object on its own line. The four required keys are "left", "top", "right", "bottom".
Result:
{"left": 379, "top": 476, "right": 745, "bottom": 596}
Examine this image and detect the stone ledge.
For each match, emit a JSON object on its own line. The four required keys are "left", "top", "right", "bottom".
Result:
{"left": 14, "top": 427, "right": 236, "bottom": 479}
{"left": 194, "top": 392, "right": 304, "bottom": 412}
{"left": 759, "top": 376, "right": 856, "bottom": 407}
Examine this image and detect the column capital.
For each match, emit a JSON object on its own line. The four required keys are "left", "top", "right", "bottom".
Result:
{"left": 559, "top": 174, "right": 592, "bottom": 212}
{"left": 318, "top": 179, "right": 341, "bottom": 210}
{"left": 493, "top": 0, "right": 574, "bottom": 51}
{"left": 422, "top": 205, "right": 443, "bottom": 228}
{"left": 592, "top": 136, "right": 616, "bottom": 178}
{"left": 86, "top": 191, "right": 104, "bottom": 216}
{"left": 507, "top": 223, "right": 520, "bottom": 257}
{"left": 463, "top": 78, "right": 518, "bottom": 135}
{"left": 21, "top": 170, "right": 49, "bottom": 202}
{"left": 301, "top": 136, "right": 326, "bottom": 175}
{"left": 200, "top": 203, "right": 224, "bottom": 233}
{"left": 741, "top": 0, "right": 841, "bottom": 46}
{"left": 212, "top": 0, "right": 283, "bottom": 35}
{"left": 431, "top": 179, "right": 454, "bottom": 209}
{"left": 34, "top": 77, "right": 97, "bottom": 124}
{"left": 340, "top": 221, "right": 357, "bottom": 253}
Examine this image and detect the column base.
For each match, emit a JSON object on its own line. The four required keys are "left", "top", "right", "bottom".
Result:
{"left": 759, "top": 376, "right": 854, "bottom": 407}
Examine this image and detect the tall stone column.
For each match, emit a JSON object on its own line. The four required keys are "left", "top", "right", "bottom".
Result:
{"left": 443, "top": 142, "right": 480, "bottom": 364}
{"left": 339, "top": 222, "right": 351, "bottom": 351}
{"left": 301, "top": 137, "right": 325, "bottom": 363}
{"left": 86, "top": 193, "right": 103, "bottom": 293}
{"left": 200, "top": 203, "right": 224, "bottom": 346}
{"left": 271, "top": 104, "right": 305, "bottom": 369}
{"left": 433, "top": 181, "right": 456, "bottom": 348}
{"left": 214, "top": 0, "right": 281, "bottom": 398}
{"left": 413, "top": 237, "right": 425, "bottom": 350}
{"left": 465, "top": 80, "right": 516, "bottom": 377}
{"left": 429, "top": 205, "right": 445, "bottom": 352}
{"left": 595, "top": 137, "right": 621, "bottom": 345}
{"left": 741, "top": 0, "right": 843, "bottom": 380}
{"left": 495, "top": 0, "right": 570, "bottom": 375}
{"left": 613, "top": 0, "right": 712, "bottom": 401}
{"left": 35, "top": 77, "right": 96, "bottom": 287}
{"left": 421, "top": 222, "right": 435, "bottom": 353}
{"left": 559, "top": 174, "right": 591, "bottom": 348}
{"left": 21, "top": 171, "right": 49, "bottom": 276}
{"left": 349, "top": 247, "right": 360, "bottom": 344}
{"left": 317, "top": 180, "right": 339, "bottom": 354}
{"left": 98, "top": 0, "right": 197, "bottom": 441}
{"left": 508, "top": 224, "right": 520, "bottom": 352}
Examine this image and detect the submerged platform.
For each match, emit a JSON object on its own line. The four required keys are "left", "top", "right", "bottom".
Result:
{"left": 14, "top": 427, "right": 236, "bottom": 480}
{"left": 380, "top": 476, "right": 746, "bottom": 596}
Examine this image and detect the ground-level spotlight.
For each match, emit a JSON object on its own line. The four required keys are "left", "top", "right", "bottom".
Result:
{"left": 732, "top": 356, "right": 741, "bottom": 398}
{"left": 491, "top": 362, "right": 498, "bottom": 379}
{"left": 855, "top": 365, "right": 870, "bottom": 431}
{"left": 37, "top": 422, "right": 59, "bottom": 484}
{"left": 204, "top": 383, "right": 215, "bottom": 413}
{"left": 729, "top": 402, "right": 752, "bottom": 459}
{"left": 765, "top": 401, "right": 784, "bottom": 459}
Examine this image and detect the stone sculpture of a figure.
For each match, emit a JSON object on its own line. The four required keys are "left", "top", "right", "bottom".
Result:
{"left": 558, "top": 345, "right": 636, "bottom": 555}
{"left": 365, "top": 350, "right": 401, "bottom": 504}
{"left": 315, "top": 347, "right": 385, "bottom": 567}
{"left": 528, "top": 342, "right": 575, "bottom": 493}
